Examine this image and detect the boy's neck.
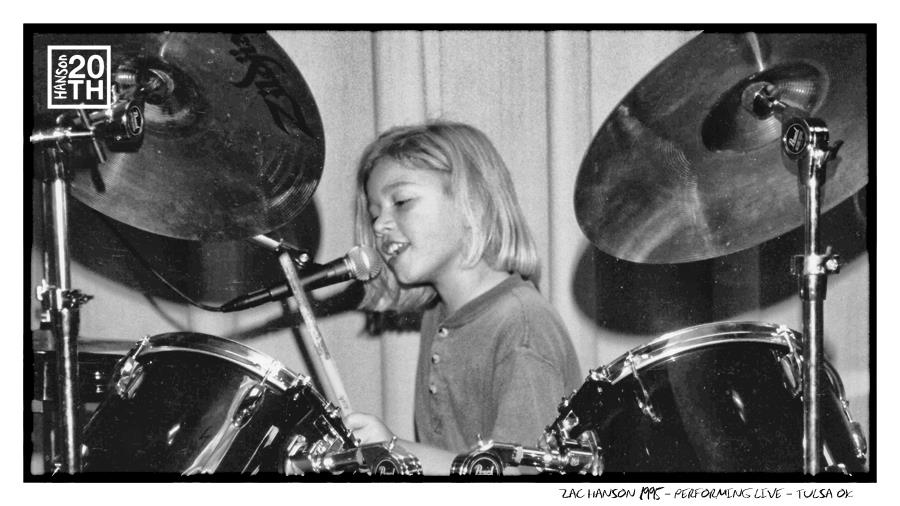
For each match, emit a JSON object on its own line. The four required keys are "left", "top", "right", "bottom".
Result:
{"left": 436, "top": 264, "right": 511, "bottom": 315}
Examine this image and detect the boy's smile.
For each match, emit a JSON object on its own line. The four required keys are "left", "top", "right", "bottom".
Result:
{"left": 366, "top": 158, "right": 467, "bottom": 289}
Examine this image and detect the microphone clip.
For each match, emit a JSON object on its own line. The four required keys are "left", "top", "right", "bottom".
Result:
{"left": 248, "top": 235, "right": 312, "bottom": 269}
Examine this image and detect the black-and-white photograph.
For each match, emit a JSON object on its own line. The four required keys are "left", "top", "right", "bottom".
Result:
{"left": 23, "top": 24, "right": 876, "bottom": 498}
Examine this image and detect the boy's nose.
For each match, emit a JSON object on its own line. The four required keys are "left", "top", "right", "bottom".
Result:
{"left": 373, "top": 213, "right": 394, "bottom": 235}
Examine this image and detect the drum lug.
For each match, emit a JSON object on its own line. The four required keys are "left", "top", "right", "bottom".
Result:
{"left": 848, "top": 422, "right": 869, "bottom": 461}
{"left": 589, "top": 366, "right": 610, "bottom": 383}
{"left": 626, "top": 352, "right": 661, "bottom": 423}
{"left": 289, "top": 374, "right": 312, "bottom": 390}
{"left": 778, "top": 355, "right": 802, "bottom": 397}
{"left": 324, "top": 402, "right": 342, "bottom": 420}
{"left": 113, "top": 336, "right": 150, "bottom": 399}
{"left": 184, "top": 376, "right": 270, "bottom": 475}
{"left": 286, "top": 434, "right": 309, "bottom": 457}
{"left": 823, "top": 362, "right": 869, "bottom": 461}
{"left": 560, "top": 411, "right": 580, "bottom": 436}
{"left": 588, "top": 367, "right": 609, "bottom": 398}
{"left": 775, "top": 325, "right": 803, "bottom": 397}
{"left": 232, "top": 382, "right": 266, "bottom": 428}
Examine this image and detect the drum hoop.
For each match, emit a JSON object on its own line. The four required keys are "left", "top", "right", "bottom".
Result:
{"left": 604, "top": 321, "right": 800, "bottom": 385}
{"left": 132, "top": 332, "right": 300, "bottom": 392}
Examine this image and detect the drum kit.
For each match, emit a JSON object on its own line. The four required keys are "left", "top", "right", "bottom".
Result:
{"left": 30, "top": 31, "right": 869, "bottom": 477}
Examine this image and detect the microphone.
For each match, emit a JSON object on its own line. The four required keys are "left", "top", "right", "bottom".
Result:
{"left": 220, "top": 245, "right": 383, "bottom": 312}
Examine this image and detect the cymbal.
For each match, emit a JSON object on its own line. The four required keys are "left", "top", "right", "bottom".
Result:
{"left": 574, "top": 32, "right": 868, "bottom": 263}
{"left": 32, "top": 32, "right": 324, "bottom": 241}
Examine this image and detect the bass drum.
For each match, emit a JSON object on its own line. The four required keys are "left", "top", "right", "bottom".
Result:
{"left": 82, "top": 332, "right": 356, "bottom": 474}
{"left": 549, "top": 322, "right": 868, "bottom": 474}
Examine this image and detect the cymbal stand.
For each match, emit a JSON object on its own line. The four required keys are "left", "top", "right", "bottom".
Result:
{"left": 30, "top": 102, "right": 144, "bottom": 473}
{"left": 31, "top": 112, "right": 100, "bottom": 473}
{"left": 748, "top": 87, "right": 844, "bottom": 475}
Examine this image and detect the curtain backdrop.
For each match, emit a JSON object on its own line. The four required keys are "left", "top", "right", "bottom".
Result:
{"left": 30, "top": 30, "right": 869, "bottom": 446}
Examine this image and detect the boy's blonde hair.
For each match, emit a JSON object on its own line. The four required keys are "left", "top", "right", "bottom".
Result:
{"left": 354, "top": 121, "right": 540, "bottom": 312}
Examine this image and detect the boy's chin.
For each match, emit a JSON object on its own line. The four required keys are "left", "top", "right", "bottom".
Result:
{"left": 395, "top": 272, "right": 428, "bottom": 289}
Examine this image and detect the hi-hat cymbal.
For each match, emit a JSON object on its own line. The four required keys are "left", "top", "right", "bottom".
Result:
{"left": 32, "top": 32, "right": 324, "bottom": 241}
{"left": 574, "top": 32, "right": 868, "bottom": 264}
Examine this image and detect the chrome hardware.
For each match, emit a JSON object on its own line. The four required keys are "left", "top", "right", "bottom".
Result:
{"left": 823, "top": 362, "right": 868, "bottom": 461}
{"left": 232, "top": 383, "right": 266, "bottom": 428}
{"left": 849, "top": 422, "right": 868, "bottom": 461}
{"left": 62, "top": 289, "right": 93, "bottom": 308}
{"left": 358, "top": 438, "right": 423, "bottom": 476}
{"left": 580, "top": 431, "right": 603, "bottom": 476}
{"left": 325, "top": 402, "right": 342, "bottom": 419}
{"left": 35, "top": 281, "right": 93, "bottom": 324}
{"left": 114, "top": 336, "right": 150, "bottom": 399}
{"left": 560, "top": 411, "right": 579, "bottom": 435}
{"left": 626, "top": 352, "right": 661, "bottom": 423}
{"left": 283, "top": 415, "right": 351, "bottom": 475}
{"left": 820, "top": 444, "right": 851, "bottom": 475}
{"left": 776, "top": 325, "right": 803, "bottom": 397}
{"left": 286, "top": 434, "right": 309, "bottom": 457}
{"left": 289, "top": 374, "right": 312, "bottom": 390}
{"left": 183, "top": 374, "right": 271, "bottom": 475}
{"left": 824, "top": 462, "right": 849, "bottom": 474}
{"left": 589, "top": 366, "right": 610, "bottom": 383}
{"left": 451, "top": 436, "right": 601, "bottom": 476}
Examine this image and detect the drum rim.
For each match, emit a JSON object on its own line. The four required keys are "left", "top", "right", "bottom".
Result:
{"left": 128, "top": 332, "right": 301, "bottom": 391}
{"left": 602, "top": 321, "right": 799, "bottom": 385}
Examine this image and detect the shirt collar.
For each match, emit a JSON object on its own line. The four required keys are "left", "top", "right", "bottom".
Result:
{"left": 438, "top": 273, "right": 529, "bottom": 328}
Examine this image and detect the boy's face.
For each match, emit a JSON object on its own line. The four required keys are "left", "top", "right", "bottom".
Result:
{"left": 366, "top": 158, "right": 468, "bottom": 290}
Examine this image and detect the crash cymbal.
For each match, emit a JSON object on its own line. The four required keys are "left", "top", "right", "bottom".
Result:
{"left": 32, "top": 32, "right": 324, "bottom": 241}
{"left": 575, "top": 32, "right": 868, "bottom": 263}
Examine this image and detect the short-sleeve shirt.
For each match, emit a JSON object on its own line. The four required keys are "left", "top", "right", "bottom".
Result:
{"left": 413, "top": 274, "right": 583, "bottom": 453}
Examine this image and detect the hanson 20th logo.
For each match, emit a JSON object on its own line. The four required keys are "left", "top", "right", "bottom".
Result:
{"left": 47, "top": 45, "right": 112, "bottom": 109}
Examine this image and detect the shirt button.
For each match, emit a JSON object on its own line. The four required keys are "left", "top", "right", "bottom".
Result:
{"left": 438, "top": 327, "right": 449, "bottom": 338}
{"left": 428, "top": 383, "right": 438, "bottom": 395}
{"left": 431, "top": 353, "right": 441, "bottom": 364}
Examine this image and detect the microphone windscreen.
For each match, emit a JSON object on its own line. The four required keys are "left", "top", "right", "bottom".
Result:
{"left": 346, "top": 245, "right": 383, "bottom": 281}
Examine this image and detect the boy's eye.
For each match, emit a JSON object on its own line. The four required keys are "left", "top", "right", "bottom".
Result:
{"left": 395, "top": 199, "right": 410, "bottom": 207}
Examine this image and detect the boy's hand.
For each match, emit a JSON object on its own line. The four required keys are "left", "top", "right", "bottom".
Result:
{"left": 344, "top": 412, "right": 396, "bottom": 444}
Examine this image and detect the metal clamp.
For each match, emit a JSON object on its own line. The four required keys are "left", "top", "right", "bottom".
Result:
{"left": 451, "top": 434, "right": 601, "bottom": 476}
